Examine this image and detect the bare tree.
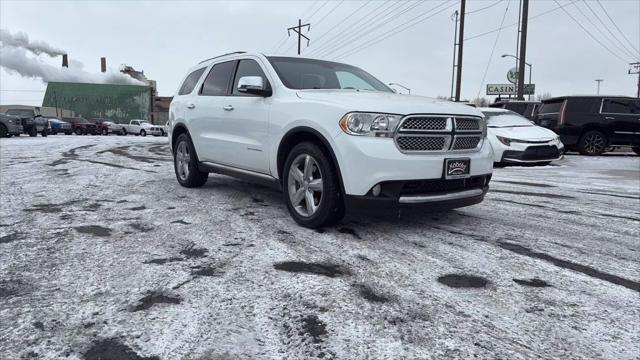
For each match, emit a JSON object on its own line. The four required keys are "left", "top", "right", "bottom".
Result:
{"left": 537, "top": 92, "right": 552, "bottom": 101}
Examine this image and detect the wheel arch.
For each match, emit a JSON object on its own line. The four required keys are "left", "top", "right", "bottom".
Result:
{"left": 277, "top": 126, "right": 345, "bottom": 195}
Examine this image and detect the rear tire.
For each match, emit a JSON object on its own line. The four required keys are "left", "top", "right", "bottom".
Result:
{"left": 102, "top": 128, "right": 108, "bottom": 136}
{"left": 283, "top": 142, "right": 344, "bottom": 228}
{"left": 41, "top": 128, "right": 48, "bottom": 137}
{"left": 173, "top": 133, "right": 208, "bottom": 188}
{"left": 140, "top": 129, "right": 147, "bottom": 137}
{"left": 0, "top": 124, "right": 7, "bottom": 138}
{"left": 632, "top": 147, "right": 640, "bottom": 156}
{"left": 578, "top": 130, "right": 607, "bottom": 156}
{"left": 74, "top": 128, "right": 82, "bottom": 135}
{"left": 28, "top": 126, "right": 37, "bottom": 137}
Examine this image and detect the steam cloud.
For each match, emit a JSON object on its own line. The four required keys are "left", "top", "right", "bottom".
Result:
{"left": 0, "top": 28, "right": 145, "bottom": 86}
{"left": 0, "top": 29, "right": 66, "bottom": 57}
{"left": 0, "top": 46, "right": 145, "bottom": 85}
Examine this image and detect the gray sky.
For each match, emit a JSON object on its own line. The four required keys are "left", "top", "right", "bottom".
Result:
{"left": 1, "top": 0, "right": 639, "bottom": 105}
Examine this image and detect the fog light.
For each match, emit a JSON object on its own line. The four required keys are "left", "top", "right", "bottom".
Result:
{"left": 372, "top": 184, "right": 381, "bottom": 197}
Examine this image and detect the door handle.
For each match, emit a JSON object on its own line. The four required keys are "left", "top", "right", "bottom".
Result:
{"left": 605, "top": 116, "right": 615, "bottom": 120}
{"left": 223, "top": 105, "right": 234, "bottom": 111}
{"left": 186, "top": 103, "right": 195, "bottom": 109}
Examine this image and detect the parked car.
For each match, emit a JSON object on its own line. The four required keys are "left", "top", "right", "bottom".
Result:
{"left": 4, "top": 108, "right": 49, "bottom": 137}
{"left": 62, "top": 117, "right": 97, "bottom": 135}
{"left": 47, "top": 117, "right": 72, "bottom": 135}
{"left": 481, "top": 108, "right": 564, "bottom": 166}
{"left": 169, "top": 52, "right": 493, "bottom": 228}
{"left": 489, "top": 100, "right": 540, "bottom": 120}
{"left": 535, "top": 96, "right": 640, "bottom": 155}
{"left": 123, "top": 119, "right": 163, "bottom": 136}
{"left": 90, "top": 118, "right": 125, "bottom": 135}
{"left": 0, "top": 113, "right": 24, "bottom": 137}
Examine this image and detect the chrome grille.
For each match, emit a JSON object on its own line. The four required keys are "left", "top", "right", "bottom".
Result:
{"left": 454, "top": 117, "right": 481, "bottom": 131}
{"left": 396, "top": 136, "right": 447, "bottom": 151}
{"left": 453, "top": 136, "right": 481, "bottom": 150}
{"left": 400, "top": 117, "right": 448, "bottom": 131}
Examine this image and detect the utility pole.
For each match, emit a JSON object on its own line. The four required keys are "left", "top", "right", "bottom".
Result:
{"left": 450, "top": 10, "right": 459, "bottom": 100}
{"left": 516, "top": 0, "right": 529, "bottom": 100}
{"left": 595, "top": 79, "right": 603, "bottom": 95}
{"left": 287, "top": 19, "right": 310, "bottom": 55}
{"left": 454, "top": 0, "right": 466, "bottom": 102}
{"left": 629, "top": 62, "right": 640, "bottom": 98}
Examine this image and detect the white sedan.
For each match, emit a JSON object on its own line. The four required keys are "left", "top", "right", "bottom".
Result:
{"left": 480, "top": 108, "right": 564, "bottom": 165}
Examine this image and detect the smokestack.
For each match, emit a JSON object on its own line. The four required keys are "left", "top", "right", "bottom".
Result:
{"left": 100, "top": 57, "right": 106, "bottom": 73}
{"left": 62, "top": 54, "right": 68, "bottom": 68}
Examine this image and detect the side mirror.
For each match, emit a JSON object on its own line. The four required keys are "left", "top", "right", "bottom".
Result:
{"left": 237, "top": 76, "right": 271, "bottom": 97}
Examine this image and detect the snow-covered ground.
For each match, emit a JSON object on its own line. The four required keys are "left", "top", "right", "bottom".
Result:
{"left": 1, "top": 135, "right": 638, "bottom": 359}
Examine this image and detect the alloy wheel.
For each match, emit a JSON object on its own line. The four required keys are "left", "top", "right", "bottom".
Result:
{"left": 584, "top": 133, "right": 605, "bottom": 154}
{"left": 287, "top": 154, "right": 323, "bottom": 217}
{"left": 175, "top": 141, "right": 190, "bottom": 181}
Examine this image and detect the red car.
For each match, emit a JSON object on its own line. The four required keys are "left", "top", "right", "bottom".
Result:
{"left": 62, "top": 117, "right": 97, "bottom": 135}
{"left": 90, "top": 118, "right": 126, "bottom": 136}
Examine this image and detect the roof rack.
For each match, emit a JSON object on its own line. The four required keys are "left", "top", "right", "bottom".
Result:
{"left": 198, "top": 51, "right": 246, "bottom": 64}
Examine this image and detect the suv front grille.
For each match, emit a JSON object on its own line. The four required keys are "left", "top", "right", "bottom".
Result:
{"left": 394, "top": 115, "right": 483, "bottom": 153}
{"left": 400, "top": 117, "right": 448, "bottom": 131}
{"left": 397, "top": 136, "right": 447, "bottom": 151}
{"left": 452, "top": 136, "right": 481, "bottom": 150}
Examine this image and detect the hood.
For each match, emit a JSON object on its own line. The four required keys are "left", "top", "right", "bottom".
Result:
{"left": 489, "top": 124, "right": 557, "bottom": 141}
{"left": 296, "top": 90, "right": 483, "bottom": 117}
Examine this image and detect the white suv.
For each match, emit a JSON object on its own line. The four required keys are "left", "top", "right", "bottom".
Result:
{"left": 169, "top": 52, "right": 493, "bottom": 228}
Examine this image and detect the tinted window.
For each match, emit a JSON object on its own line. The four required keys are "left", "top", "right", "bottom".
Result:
{"left": 201, "top": 61, "right": 236, "bottom": 96}
{"left": 565, "top": 98, "right": 598, "bottom": 113}
{"left": 602, "top": 98, "right": 639, "bottom": 114}
{"left": 504, "top": 103, "right": 527, "bottom": 115}
{"left": 6, "top": 109, "right": 34, "bottom": 117}
{"left": 267, "top": 56, "right": 391, "bottom": 92}
{"left": 538, "top": 100, "right": 564, "bottom": 114}
{"left": 178, "top": 68, "right": 205, "bottom": 95}
{"left": 232, "top": 59, "right": 270, "bottom": 96}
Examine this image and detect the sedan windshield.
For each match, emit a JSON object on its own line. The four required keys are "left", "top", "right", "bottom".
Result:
{"left": 483, "top": 112, "right": 534, "bottom": 127}
{"left": 267, "top": 56, "right": 392, "bottom": 92}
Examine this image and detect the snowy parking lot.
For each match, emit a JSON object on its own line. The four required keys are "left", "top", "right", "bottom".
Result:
{"left": 1, "top": 135, "right": 638, "bottom": 359}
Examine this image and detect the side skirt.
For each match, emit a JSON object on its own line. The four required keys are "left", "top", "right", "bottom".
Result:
{"left": 198, "top": 161, "right": 281, "bottom": 190}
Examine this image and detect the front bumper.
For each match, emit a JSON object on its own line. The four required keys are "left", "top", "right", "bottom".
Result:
{"left": 332, "top": 133, "right": 494, "bottom": 196}
{"left": 345, "top": 175, "right": 491, "bottom": 213}
{"left": 501, "top": 145, "right": 564, "bottom": 163}
{"left": 146, "top": 128, "right": 163, "bottom": 135}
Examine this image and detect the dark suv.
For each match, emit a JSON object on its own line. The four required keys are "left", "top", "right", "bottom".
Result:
{"left": 535, "top": 96, "right": 640, "bottom": 155}
{"left": 62, "top": 117, "right": 97, "bottom": 135}
{"left": 490, "top": 101, "right": 540, "bottom": 120}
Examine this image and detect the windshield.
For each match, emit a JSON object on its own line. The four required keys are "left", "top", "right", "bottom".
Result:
{"left": 483, "top": 112, "right": 534, "bottom": 127}
{"left": 267, "top": 56, "right": 392, "bottom": 92}
{"left": 6, "top": 109, "right": 34, "bottom": 117}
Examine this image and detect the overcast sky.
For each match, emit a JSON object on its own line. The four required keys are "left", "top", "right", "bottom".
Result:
{"left": 1, "top": 0, "right": 638, "bottom": 105}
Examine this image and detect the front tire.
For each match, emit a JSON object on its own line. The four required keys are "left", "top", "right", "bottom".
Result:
{"left": 283, "top": 142, "right": 344, "bottom": 228}
{"left": 0, "top": 124, "right": 7, "bottom": 138}
{"left": 174, "top": 133, "right": 208, "bottom": 188}
{"left": 102, "top": 128, "right": 108, "bottom": 136}
{"left": 41, "top": 128, "right": 48, "bottom": 137}
{"left": 578, "top": 130, "right": 607, "bottom": 156}
{"left": 28, "top": 126, "right": 37, "bottom": 137}
{"left": 75, "top": 128, "right": 83, "bottom": 135}
{"left": 632, "top": 147, "right": 640, "bottom": 156}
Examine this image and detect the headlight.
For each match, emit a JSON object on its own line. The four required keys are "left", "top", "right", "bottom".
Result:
{"left": 339, "top": 112, "right": 402, "bottom": 137}
{"left": 496, "top": 135, "right": 512, "bottom": 146}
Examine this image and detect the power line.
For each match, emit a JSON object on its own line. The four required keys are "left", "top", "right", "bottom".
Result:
{"left": 466, "top": 0, "right": 503, "bottom": 15}
{"left": 334, "top": 1, "right": 458, "bottom": 61}
{"left": 574, "top": 1, "right": 637, "bottom": 60}
{"left": 302, "top": 1, "right": 370, "bottom": 55}
{"left": 307, "top": 0, "right": 404, "bottom": 57}
{"left": 465, "top": 0, "right": 578, "bottom": 41}
{"left": 307, "top": 0, "right": 331, "bottom": 23}
{"left": 553, "top": 0, "right": 631, "bottom": 64}
{"left": 317, "top": 0, "right": 432, "bottom": 59}
{"left": 476, "top": 1, "right": 511, "bottom": 99}
{"left": 596, "top": 0, "right": 640, "bottom": 59}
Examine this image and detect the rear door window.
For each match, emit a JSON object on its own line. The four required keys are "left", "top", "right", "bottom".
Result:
{"left": 602, "top": 98, "right": 638, "bottom": 114}
{"left": 200, "top": 61, "right": 236, "bottom": 96}
{"left": 565, "top": 98, "right": 598, "bottom": 114}
{"left": 178, "top": 68, "right": 206, "bottom": 95}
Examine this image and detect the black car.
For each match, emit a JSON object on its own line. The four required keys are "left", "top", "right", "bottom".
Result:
{"left": 535, "top": 96, "right": 640, "bottom": 156}
{"left": 490, "top": 101, "right": 540, "bottom": 120}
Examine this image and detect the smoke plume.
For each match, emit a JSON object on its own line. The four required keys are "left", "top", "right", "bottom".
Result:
{"left": 0, "top": 46, "right": 145, "bottom": 85}
{"left": 0, "top": 29, "right": 66, "bottom": 57}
